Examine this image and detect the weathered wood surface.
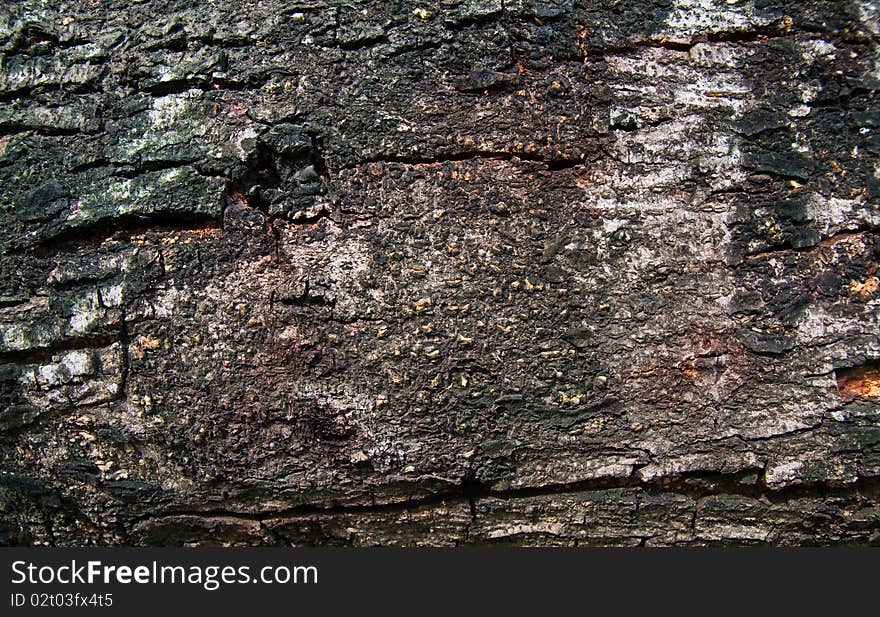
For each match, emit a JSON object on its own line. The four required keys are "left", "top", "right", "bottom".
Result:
{"left": 1, "top": 0, "right": 879, "bottom": 545}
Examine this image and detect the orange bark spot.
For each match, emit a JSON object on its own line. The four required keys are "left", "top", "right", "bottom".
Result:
{"left": 849, "top": 276, "right": 879, "bottom": 297}
{"left": 837, "top": 362, "right": 880, "bottom": 400}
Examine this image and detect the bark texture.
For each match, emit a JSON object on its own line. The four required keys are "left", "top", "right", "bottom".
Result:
{"left": 1, "top": 0, "right": 880, "bottom": 546}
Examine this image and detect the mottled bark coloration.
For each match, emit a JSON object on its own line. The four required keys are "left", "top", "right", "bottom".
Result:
{"left": 1, "top": 0, "right": 879, "bottom": 546}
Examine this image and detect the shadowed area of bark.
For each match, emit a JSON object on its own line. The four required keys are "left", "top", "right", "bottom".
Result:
{"left": 0, "top": 0, "right": 878, "bottom": 545}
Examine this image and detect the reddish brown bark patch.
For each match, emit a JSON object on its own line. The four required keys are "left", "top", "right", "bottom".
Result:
{"left": 837, "top": 361, "right": 880, "bottom": 400}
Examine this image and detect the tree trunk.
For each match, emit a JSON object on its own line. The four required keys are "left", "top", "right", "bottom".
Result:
{"left": 1, "top": 0, "right": 879, "bottom": 546}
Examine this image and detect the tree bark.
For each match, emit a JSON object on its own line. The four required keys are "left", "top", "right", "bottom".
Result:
{"left": 1, "top": 0, "right": 879, "bottom": 546}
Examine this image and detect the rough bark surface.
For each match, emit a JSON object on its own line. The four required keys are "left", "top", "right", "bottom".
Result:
{"left": 1, "top": 0, "right": 879, "bottom": 546}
